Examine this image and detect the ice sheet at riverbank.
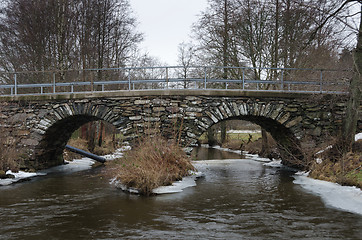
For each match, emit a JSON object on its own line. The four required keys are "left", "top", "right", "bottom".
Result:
{"left": 0, "top": 147, "right": 128, "bottom": 186}
{"left": 0, "top": 170, "right": 44, "bottom": 186}
{"left": 111, "top": 171, "right": 204, "bottom": 195}
{"left": 293, "top": 172, "right": 362, "bottom": 216}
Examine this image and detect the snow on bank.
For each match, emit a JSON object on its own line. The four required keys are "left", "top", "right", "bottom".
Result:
{"left": 111, "top": 171, "right": 204, "bottom": 195}
{"left": 152, "top": 171, "right": 204, "bottom": 194}
{"left": 103, "top": 145, "right": 130, "bottom": 160}
{"left": 355, "top": 132, "right": 362, "bottom": 141}
{"left": 0, "top": 146, "right": 129, "bottom": 186}
{"left": 0, "top": 170, "right": 45, "bottom": 186}
{"left": 293, "top": 172, "right": 362, "bottom": 216}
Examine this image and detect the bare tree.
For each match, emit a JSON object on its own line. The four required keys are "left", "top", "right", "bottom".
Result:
{"left": 176, "top": 41, "right": 197, "bottom": 88}
{"left": 0, "top": 0, "right": 143, "bottom": 74}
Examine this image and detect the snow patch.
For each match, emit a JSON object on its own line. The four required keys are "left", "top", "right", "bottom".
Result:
{"left": 1, "top": 146, "right": 129, "bottom": 186}
{"left": 0, "top": 170, "right": 45, "bottom": 186}
{"left": 355, "top": 132, "right": 362, "bottom": 141}
{"left": 152, "top": 171, "right": 204, "bottom": 194}
{"left": 111, "top": 171, "right": 204, "bottom": 195}
{"left": 263, "top": 160, "right": 283, "bottom": 168}
{"left": 293, "top": 173, "right": 362, "bottom": 216}
{"left": 315, "top": 145, "right": 332, "bottom": 155}
{"left": 103, "top": 146, "right": 130, "bottom": 160}
{"left": 40, "top": 158, "right": 95, "bottom": 174}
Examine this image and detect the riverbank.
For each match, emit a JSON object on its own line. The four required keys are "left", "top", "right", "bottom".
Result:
{"left": 308, "top": 133, "right": 362, "bottom": 189}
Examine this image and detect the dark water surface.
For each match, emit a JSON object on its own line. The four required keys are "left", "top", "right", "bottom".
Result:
{"left": 0, "top": 147, "right": 361, "bottom": 240}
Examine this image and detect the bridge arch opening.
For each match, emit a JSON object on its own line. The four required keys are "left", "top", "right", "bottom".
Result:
{"left": 34, "top": 103, "right": 126, "bottom": 169}
{"left": 37, "top": 115, "right": 101, "bottom": 168}
{"left": 194, "top": 116, "right": 304, "bottom": 169}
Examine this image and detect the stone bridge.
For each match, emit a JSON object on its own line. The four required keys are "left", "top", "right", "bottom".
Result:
{"left": 0, "top": 90, "right": 360, "bottom": 170}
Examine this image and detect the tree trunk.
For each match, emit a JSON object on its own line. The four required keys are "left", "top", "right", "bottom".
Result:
{"left": 341, "top": 5, "right": 362, "bottom": 152}
{"left": 207, "top": 127, "right": 217, "bottom": 146}
{"left": 87, "top": 122, "right": 96, "bottom": 152}
{"left": 260, "top": 129, "right": 270, "bottom": 157}
{"left": 220, "top": 121, "right": 227, "bottom": 144}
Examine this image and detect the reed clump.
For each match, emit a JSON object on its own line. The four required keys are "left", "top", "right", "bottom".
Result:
{"left": 113, "top": 133, "right": 195, "bottom": 196}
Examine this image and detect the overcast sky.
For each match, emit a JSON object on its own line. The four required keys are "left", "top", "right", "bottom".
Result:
{"left": 130, "top": 0, "right": 208, "bottom": 65}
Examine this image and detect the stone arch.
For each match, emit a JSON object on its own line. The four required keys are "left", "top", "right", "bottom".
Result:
{"left": 33, "top": 101, "right": 127, "bottom": 169}
{"left": 189, "top": 99, "right": 305, "bottom": 168}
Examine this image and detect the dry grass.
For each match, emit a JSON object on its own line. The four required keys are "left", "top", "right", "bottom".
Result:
{"left": 309, "top": 140, "right": 362, "bottom": 189}
{"left": 221, "top": 133, "right": 278, "bottom": 156}
{"left": 111, "top": 134, "right": 195, "bottom": 196}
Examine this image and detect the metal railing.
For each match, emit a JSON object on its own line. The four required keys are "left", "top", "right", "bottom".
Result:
{"left": 0, "top": 66, "right": 351, "bottom": 96}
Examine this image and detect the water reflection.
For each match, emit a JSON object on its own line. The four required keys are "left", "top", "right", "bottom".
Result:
{"left": 0, "top": 147, "right": 361, "bottom": 239}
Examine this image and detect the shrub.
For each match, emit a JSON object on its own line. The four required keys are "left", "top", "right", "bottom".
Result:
{"left": 113, "top": 133, "right": 195, "bottom": 196}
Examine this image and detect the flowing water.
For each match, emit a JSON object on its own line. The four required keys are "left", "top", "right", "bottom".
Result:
{"left": 0, "top": 147, "right": 361, "bottom": 240}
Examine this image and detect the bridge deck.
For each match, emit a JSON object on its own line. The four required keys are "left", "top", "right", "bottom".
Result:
{"left": 0, "top": 89, "right": 347, "bottom": 102}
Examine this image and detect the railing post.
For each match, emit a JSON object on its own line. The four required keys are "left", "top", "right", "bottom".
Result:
{"left": 128, "top": 69, "right": 131, "bottom": 90}
{"left": 320, "top": 70, "right": 323, "bottom": 93}
{"left": 14, "top": 73, "right": 17, "bottom": 95}
{"left": 90, "top": 71, "right": 94, "bottom": 92}
{"left": 53, "top": 72, "right": 56, "bottom": 93}
{"left": 281, "top": 70, "right": 284, "bottom": 90}
{"left": 204, "top": 67, "right": 207, "bottom": 89}
{"left": 166, "top": 67, "right": 169, "bottom": 89}
{"left": 242, "top": 69, "right": 245, "bottom": 90}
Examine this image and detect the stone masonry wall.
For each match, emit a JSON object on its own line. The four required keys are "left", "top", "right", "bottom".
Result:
{"left": 0, "top": 91, "right": 356, "bottom": 169}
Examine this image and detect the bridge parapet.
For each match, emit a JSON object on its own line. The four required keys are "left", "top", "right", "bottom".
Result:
{"left": 0, "top": 66, "right": 350, "bottom": 96}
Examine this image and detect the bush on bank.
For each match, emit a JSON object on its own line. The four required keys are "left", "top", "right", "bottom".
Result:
{"left": 111, "top": 134, "right": 195, "bottom": 196}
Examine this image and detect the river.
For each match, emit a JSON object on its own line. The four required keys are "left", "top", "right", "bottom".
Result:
{"left": 0, "top": 147, "right": 361, "bottom": 239}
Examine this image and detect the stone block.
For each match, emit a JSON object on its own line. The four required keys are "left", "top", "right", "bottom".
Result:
{"left": 153, "top": 107, "right": 166, "bottom": 112}
{"left": 277, "top": 112, "right": 290, "bottom": 124}
{"left": 129, "top": 116, "right": 142, "bottom": 121}
{"left": 134, "top": 100, "right": 150, "bottom": 105}
{"left": 186, "top": 132, "right": 197, "bottom": 138}
{"left": 205, "top": 111, "right": 218, "bottom": 123}
{"left": 21, "top": 139, "right": 39, "bottom": 146}
{"left": 232, "top": 102, "right": 240, "bottom": 116}
{"left": 285, "top": 116, "right": 303, "bottom": 128}
{"left": 168, "top": 114, "right": 183, "bottom": 119}
{"left": 186, "top": 107, "right": 203, "bottom": 112}
{"left": 8, "top": 113, "right": 28, "bottom": 123}
{"left": 166, "top": 107, "right": 180, "bottom": 113}
{"left": 144, "top": 117, "right": 160, "bottom": 122}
